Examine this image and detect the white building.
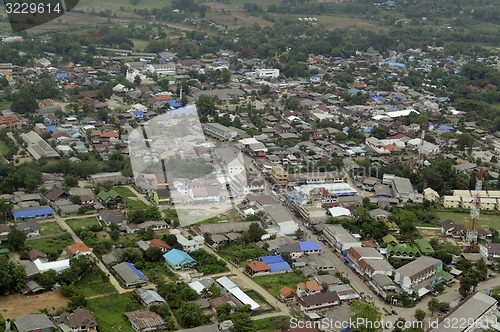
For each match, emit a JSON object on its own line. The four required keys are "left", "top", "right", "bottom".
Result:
{"left": 255, "top": 68, "right": 280, "bottom": 79}
{"left": 393, "top": 256, "right": 442, "bottom": 297}
{"left": 148, "top": 64, "right": 176, "bottom": 76}
{"left": 479, "top": 243, "right": 500, "bottom": 261}
{"left": 322, "top": 224, "right": 361, "bottom": 252}
{"left": 171, "top": 229, "right": 204, "bottom": 252}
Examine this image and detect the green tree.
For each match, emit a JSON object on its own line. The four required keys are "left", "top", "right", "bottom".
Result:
{"left": 196, "top": 94, "right": 216, "bottom": 119}
{"left": 0, "top": 255, "right": 27, "bottom": 293}
{"left": 6, "top": 228, "right": 26, "bottom": 252}
{"left": 35, "top": 269, "right": 58, "bottom": 289}
{"left": 428, "top": 297, "right": 439, "bottom": 316}
{"left": 176, "top": 302, "right": 207, "bottom": 328}
{"left": 64, "top": 176, "right": 79, "bottom": 188}
{"left": 415, "top": 309, "right": 426, "bottom": 321}
{"left": 216, "top": 303, "right": 232, "bottom": 321}
{"left": 143, "top": 246, "right": 163, "bottom": 262}
{"left": 11, "top": 89, "right": 39, "bottom": 114}
{"left": 0, "top": 198, "right": 13, "bottom": 222}
{"left": 350, "top": 300, "right": 382, "bottom": 332}
{"left": 475, "top": 258, "right": 488, "bottom": 280}
{"left": 232, "top": 311, "right": 254, "bottom": 332}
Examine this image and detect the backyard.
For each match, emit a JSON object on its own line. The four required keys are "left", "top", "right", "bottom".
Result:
{"left": 87, "top": 293, "right": 143, "bottom": 332}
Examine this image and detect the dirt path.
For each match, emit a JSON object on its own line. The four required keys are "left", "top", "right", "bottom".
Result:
{"left": 0, "top": 292, "right": 68, "bottom": 319}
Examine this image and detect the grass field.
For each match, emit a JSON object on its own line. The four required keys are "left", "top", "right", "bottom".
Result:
{"left": 254, "top": 272, "right": 307, "bottom": 296}
{"left": 26, "top": 233, "right": 74, "bottom": 253}
{"left": 88, "top": 293, "right": 143, "bottom": 332}
{"left": 253, "top": 316, "right": 291, "bottom": 332}
{"left": 0, "top": 140, "right": 9, "bottom": 156}
{"left": 73, "top": 272, "right": 117, "bottom": 297}
{"left": 112, "top": 186, "right": 148, "bottom": 209}
{"left": 66, "top": 217, "right": 99, "bottom": 231}
{"left": 436, "top": 211, "right": 500, "bottom": 230}
{"left": 40, "top": 222, "right": 64, "bottom": 235}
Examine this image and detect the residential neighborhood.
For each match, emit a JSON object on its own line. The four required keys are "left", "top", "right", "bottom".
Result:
{"left": 0, "top": 2, "right": 499, "bottom": 331}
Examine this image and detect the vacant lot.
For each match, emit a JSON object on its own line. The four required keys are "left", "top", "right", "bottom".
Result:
{"left": 66, "top": 217, "right": 99, "bottom": 231}
{"left": 73, "top": 273, "right": 117, "bottom": 297}
{"left": 26, "top": 233, "right": 74, "bottom": 254}
{"left": 254, "top": 316, "right": 291, "bottom": 331}
{"left": 0, "top": 140, "right": 9, "bottom": 156}
{"left": 113, "top": 186, "right": 148, "bottom": 209}
{"left": 317, "top": 15, "right": 380, "bottom": 31}
{"left": 40, "top": 222, "right": 64, "bottom": 236}
{"left": 0, "top": 291, "right": 68, "bottom": 318}
{"left": 88, "top": 293, "right": 143, "bottom": 332}
{"left": 436, "top": 211, "right": 500, "bottom": 230}
{"left": 254, "top": 272, "right": 307, "bottom": 296}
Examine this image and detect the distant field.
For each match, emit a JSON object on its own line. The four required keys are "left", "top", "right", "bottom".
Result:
{"left": 436, "top": 211, "right": 500, "bottom": 230}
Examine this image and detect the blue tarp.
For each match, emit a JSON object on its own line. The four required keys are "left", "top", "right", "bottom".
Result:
{"left": 45, "top": 125, "right": 58, "bottom": 133}
{"left": 168, "top": 100, "right": 182, "bottom": 108}
{"left": 438, "top": 125, "right": 454, "bottom": 131}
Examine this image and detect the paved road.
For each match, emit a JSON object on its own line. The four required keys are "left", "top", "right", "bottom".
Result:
{"left": 53, "top": 213, "right": 129, "bottom": 294}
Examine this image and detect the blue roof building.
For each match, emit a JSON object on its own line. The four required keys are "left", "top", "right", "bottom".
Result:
{"left": 168, "top": 100, "right": 182, "bottom": 108}
{"left": 163, "top": 249, "right": 196, "bottom": 270}
{"left": 45, "top": 125, "right": 58, "bottom": 133}
{"left": 298, "top": 241, "right": 322, "bottom": 252}
{"left": 259, "top": 256, "right": 291, "bottom": 273}
{"left": 13, "top": 207, "right": 53, "bottom": 221}
{"left": 113, "top": 262, "right": 148, "bottom": 287}
{"left": 55, "top": 72, "right": 69, "bottom": 79}
{"left": 260, "top": 256, "right": 284, "bottom": 264}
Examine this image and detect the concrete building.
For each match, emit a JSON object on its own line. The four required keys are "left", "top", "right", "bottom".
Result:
{"left": 171, "top": 229, "right": 204, "bottom": 252}
{"left": 393, "top": 256, "right": 443, "bottom": 297}
{"left": 202, "top": 123, "right": 238, "bottom": 141}
{"left": 270, "top": 165, "right": 288, "bottom": 188}
{"left": 322, "top": 224, "right": 361, "bottom": 252}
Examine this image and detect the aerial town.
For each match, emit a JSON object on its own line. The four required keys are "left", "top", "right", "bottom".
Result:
{"left": 0, "top": 1, "right": 499, "bottom": 332}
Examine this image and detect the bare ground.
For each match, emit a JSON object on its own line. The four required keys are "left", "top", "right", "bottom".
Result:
{"left": 0, "top": 291, "right": 69, "bottom": 318}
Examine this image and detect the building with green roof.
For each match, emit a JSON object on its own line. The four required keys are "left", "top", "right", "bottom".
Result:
{"left": 416, "top": 238, "right": 434, "bottom": 254}
{"left": 97, "top": 189, "right": 124, "bottom": 208}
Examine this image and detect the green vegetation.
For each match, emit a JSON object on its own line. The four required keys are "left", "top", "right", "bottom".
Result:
{"left": 0, "top": 140, "right": 9, "bottom": 156}
{"left": 112, "top": 186, "right": 136, "bottom": 198}
{"left": 88, "top": 293, "right": 142, "bottom": 332}
{"left": 26, "top": 233, "right": 73, "bottom": 254}
{"left": 40, "top": 222, "right": 63, "bottom": 235}
{"left": 436, "top": 211, "right": 500, "bottom": 230}
{"left": 254, "top": 271, "right": 306, "bottom": 295}
{"left": 217, "top": 244, "right": 267, "bottom": 266}
{"left": 112, "top": 186, "right": 148, "bottom": 209}
{"left": 72, "top": 271, "right": 117, "bottom": 297}
{"left": 66, "top": 217, "right": 100, "bottom": 231}
{"left": 253, "top": 316, "right": 291, "bottom": 332}
{"left": 190, "top": 249, "right": 229, "bottom": 275}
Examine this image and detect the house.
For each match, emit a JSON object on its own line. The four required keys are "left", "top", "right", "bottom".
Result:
{"left": 148, "top": 239, "right": 171, "bottom": 252}
{"left": 329, "top": 284, "right": 360, "bottom": 302}
{"left": 21, "top": 131, "right": 60, "bottom": 161}
{"left": 441, "top": 219, "right": 465, "bottom": 238}
{"left": 394, "top": 256, "right": 443, "bottom": 297}
{"left": 297, "top": 279, "right": 323, "bottom": 297}
{"left": 16, "top": 220, "right": 41, "bottom": 237}
{"left": 203, "top": 123, "right": 238, "bottom": 141}
{"left": 479, "top": 243, "right": 500, "bottom": 261}
{"left": 135, "top": 288, "right": 166, "bottom": 307}
{"left": 22, "top": 280, "right": 45, "bottom": 294}
{"left": 298, "top": 291, "right": 340, "bottom": 312}
{"left": 0, "top": 224, "right": 9, "bottom": 241}
{"left": 98, "top": 210, "right": 127, "bottom": 227}
{"left": 124, "top": 308, "right": 166, "bottom": 332}
{"left": 278, "top": 286, "right": 296, "bottom": 302}
{"left": 66, "top": 243, "right": 92, "bottom": 256}
{"left": 171, "top": 229, "right": 204, "bottom": 252}
{"left": 163, "top": 248, "right": 196, "bottom": 270}
{"left": 97, "top": 189, "right": 124, "bottom": 209}
{"left": 368, "top": 208, "right": 391, "bottom": 219}
{"left": 57, "top": 308, "right": 97, "bottom": 332}
{"left": 112, "top": 262, "right": 149, "bottom": 287}
{"left": 14, "top": 314, "right": 56, "bottom": 332}
{"left": 45, "top": 188, "right": 70, "bottom": 202}
{"left": 153, "top": 188, "right": 170, "bottom": 205}
{"left": 259, "top": 255, "right": 291, "bottom": 273}
{"left": 423, "top": 187, "right": 440, "bottom": 202}
{"left": 369, "top": 274, "right": 399, "bottom": 299}
{"left": 13, "top": 206, "right": 53, "bottom": 221}
{"left": 247, "top": 260, "right": 271, "bottom": 276}
{"left": 215, "top": 276, "right": 260, "bottom": 311}
{"left": 28, "top": 249, "right": 47, "bottom": 261}
{"left": 430, "top": 292, "right": 498, "bottom": 332}
{"left": 88, "top": 172, "right": 129, "bottom": 185}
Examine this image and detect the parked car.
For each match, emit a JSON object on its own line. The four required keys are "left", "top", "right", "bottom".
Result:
{"left": 391, "top": 309, "right": 398, "bottom": 315}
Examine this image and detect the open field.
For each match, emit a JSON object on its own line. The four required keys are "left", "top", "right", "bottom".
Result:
{"left": 26, "top": 233, "right": 74, "bottom": 253}
{"left": 0, "top": 291, "right": 69, "bottom": 318}
{"left": 40, "top": 221, "right": 64, "bottom": 235}
{"left": 254, "top": 272, "right": 307, "bottom": 296}
{"left": 66, "top": 217, "right": 99, "bottom": 231}
{"left": 436, "top": 211, "right": 500, "bottom": 230}
{"left": 204, "top": 2, "right": 274, "bottom": 29}
{"left": 73, "top": 273, "right": 117, "bottom": 297}
{"left": 88, "top": 293, "right": 143, "bottom": 332}
{"left": 317, "top": 15, "right": 381, "bottom": 31}
{"left": 253, "top": 316, "right": 291, "bottom": 332}
{"left": 113, "top": 186, "right": 148, "bottom": 209}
